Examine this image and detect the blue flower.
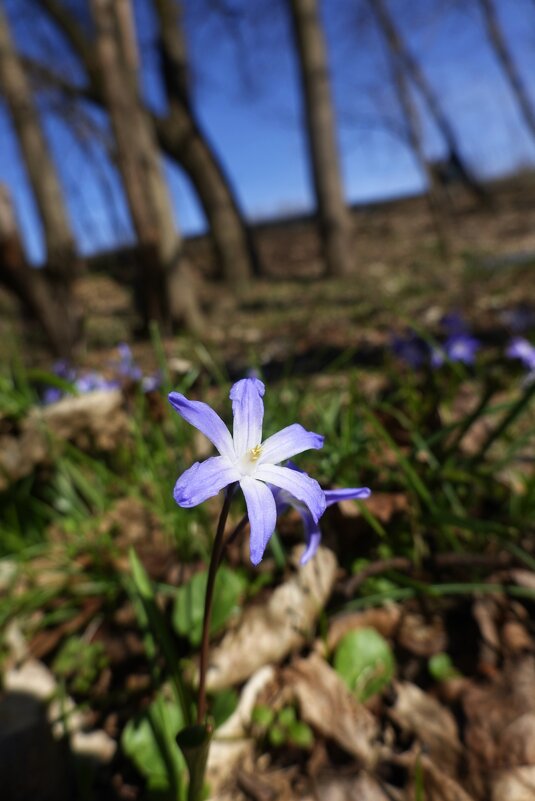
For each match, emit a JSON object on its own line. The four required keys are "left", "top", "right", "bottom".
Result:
{"left": 169, "top": 378, "right": 326, "bottom": 565}
{"left": 440, "top": 312, "right": 467, "bottom": 336}
{"left": 507, "top": 337, "right": 535, "bottom": 371}
{"left": 272, "top": 462, "right": 371, "bottom": 564}
{"left": 431, "top": 334, "right": 480, "bottom": 367}
{"left": 391, "top": 332, "right": 429, "bottom": 368}
{"left": 500, "top": 306, "right": 535, "bottom": 333}
{"left": 75, "top": 372, "right": 119, "bottom": 394}
{"left": 42, "top": 387, "right": 63, "bottom": 405}
{"left": 142, "top": 373, "right": 162, "bottom": 393}
{"left": 116, "top": 343, "right": 143, "bottom": 382}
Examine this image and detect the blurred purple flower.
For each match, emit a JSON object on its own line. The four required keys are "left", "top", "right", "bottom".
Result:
{"left": 440, "top": 312, "right": 467, "bottom": 336}
{"left": 506, "top": 337, "right": 535, "bottom": 371}
{"left": 75, "top": 372, "right": 119, "bottom": 394}
{"left": 141, "top": 373, "right": 162, "bottom": 393}
{"left": 41, "top": 360, "right": 76, "bottom": 404}
{"left": 116, "top": 343, "right": 142, "bottom": 381}
{"left": 272, "top": 462, "right": 371, "bottom": 564}
{"left": 42, "top": 387, "right": 63, "bottom": 405}
{"left": 51, "top": 360, "right": 76, "bottom": 382}
{"left": 169, "top": 378, "right": 326, "bottom": 565}
{"left": 392, "top": 332, "right": 429, "bottom": 368}
{"left": 431, "top": 334, "right": 480, "bottom": 367}
{"left": 500, "top": 306, "right": 535, "bottom": 333}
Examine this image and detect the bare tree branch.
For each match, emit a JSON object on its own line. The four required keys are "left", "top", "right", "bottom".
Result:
{"left": 288, "top": 0, "right": 353, "bottom": 276}
{"left": 478, "top": 0, "right": 535, "bottom": 142}
{"left": 35, "top": 0, "right": 260, "bottom": 286}
{"left": 367, "top": 0, "right": 486, "bottom": 202}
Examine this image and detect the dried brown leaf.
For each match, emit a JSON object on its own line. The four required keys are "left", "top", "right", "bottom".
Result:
{"left": 306, "top": 772, "right": 394, "bottom": 801}
{"left": 327, "top": 606, "right": 401, "bottom": 652}
{"left": 284, "top": 653, "right": 378, "bottom": 767}
{"left": 416, "top": 754, "right": 476, "bottom": 801}
{"left": 389, "top": 682, "right": 461, "bottom": 776}
{"left": 492, "top": 766, "right": 535, "bottom": 801}
{"left": 207, "top": 666, "right": 275, "bottom": 796}
{"left": 206, "top": 547, "right": 337, "bottom": 691}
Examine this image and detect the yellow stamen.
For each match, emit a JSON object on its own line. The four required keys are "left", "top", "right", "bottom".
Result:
{"left": 249, "top": 444, "right": 262, "bottom": 461}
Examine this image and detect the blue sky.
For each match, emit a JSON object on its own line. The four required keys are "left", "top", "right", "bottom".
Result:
{"left": 1, "top": 0, "right": 535, "bottom": 264}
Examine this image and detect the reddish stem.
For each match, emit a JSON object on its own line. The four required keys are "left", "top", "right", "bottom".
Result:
{"left": 196, "top": 484, "right": 236, "bottom": 724}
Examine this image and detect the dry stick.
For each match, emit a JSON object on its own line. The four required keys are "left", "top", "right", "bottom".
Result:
{"left": 196, "top": 483, "right": 236, "bottom": 725}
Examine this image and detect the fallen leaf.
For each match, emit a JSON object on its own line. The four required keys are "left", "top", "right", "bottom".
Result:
{"left": 416, "top": 754, "right": 476, "bottom": 801}
{"left": 492, "top": 766, "right": 535, "bottom": 801}
{"left": 206, "top": 547, "right": 337, "bottom": 691}
{"left": 305, "top": 772, "right": 394, "bottom": 801}
{"left": 389, "top": 681, "right": 461, "bottom": 777}
{"left": 284, "top": 653, "right": 378, "bottom": 767}
{"left": 397, "top": 611, "right": 447, "bottom": 657}
{"left": 207, "top": 666, "right": 275, "bottom": 796}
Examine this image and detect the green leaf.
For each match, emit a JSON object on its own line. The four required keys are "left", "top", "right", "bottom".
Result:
{"left": 128, "top": 549, "right": 193, "bottom": 727}
{"left": 333, "top": 627, "right": 395, "bottom": 702}
{"left": 172, "top": 566, "right": 246, "bottom": 646}
{"left": 287, "top": 720, "right": 314, "bottom": 749}
{"left": 277, "top": 706, "right": 296, "bottom": 728}
{"left": 121, "top": 693, "right": 186, "bottom": 795}
{"left": 268, "top": 724, "right": 286, "bottom": 748}
{"left": 210, "top": 688, "right": 238, "bottom": 728}
{"left": 251, "top": 704, "right": 275, "bottom": 730}
{"left": 428, "top": 652, "right": 460, "bottom": 682}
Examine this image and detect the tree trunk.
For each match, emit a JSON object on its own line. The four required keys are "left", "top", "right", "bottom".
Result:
{"left": 90, "top": 0, "right": 203, "bottom": 334}
{"left": 0, "top": 4, "right": 78, "bottom": 352}
{"left": 369, "top": 0, "right": 485, "bottom": 203}
{"left": 36, "top": 0, "right": 260, "bottom": 290}
{"left": 288, "top": 0, "right": 353, "bottom": 277}
{"left": 152, "top": 0, "right": 260, "bottom": 288}
{"left": 0, "top": 185, "right": 76, "bottom": 356}
{"left": 478, "top": 0, "right": 535, "bottom": 141}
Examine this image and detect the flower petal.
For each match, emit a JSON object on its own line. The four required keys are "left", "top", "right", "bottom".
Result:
{"left": 173, "top": 456, "right": 240, "bottom": 508}
{"left": 240, "top": 476, "right": 277, "bottom": 565}
{"left": 168, "top": 392, "right": 235, "bottom": 461}
{"left": 299, "top": 510, "right": 322, "bottom": 565}
{"left": 325, "top": 487, "right": 371, "bottom": 508}
{"left": 254, "top": 464, "right": 326, "bottom": 523}
{"left": 229, "top": 378, "right": 265, "bottom": 456}
{"left": 259, "top": 424, "right": 324, "bottom": 465}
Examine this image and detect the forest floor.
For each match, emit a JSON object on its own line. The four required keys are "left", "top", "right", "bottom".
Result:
{"left": 1, "top": 173, "right": 535, "bottom": 801}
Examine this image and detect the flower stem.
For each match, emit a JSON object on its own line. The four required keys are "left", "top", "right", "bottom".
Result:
{"left": 197, "top": 484, "right": 236, "bottom": 724}
{"left": 221, "top": 513, "right": 248, "bottom": 554}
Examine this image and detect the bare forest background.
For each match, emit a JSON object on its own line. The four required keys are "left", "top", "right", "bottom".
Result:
{"left": 1, "top": 0, "right": 535, "bottom": 358}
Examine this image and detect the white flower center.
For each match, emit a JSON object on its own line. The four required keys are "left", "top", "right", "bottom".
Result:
{"left": 237, "top": 444, "right": 263, "bottom": 476}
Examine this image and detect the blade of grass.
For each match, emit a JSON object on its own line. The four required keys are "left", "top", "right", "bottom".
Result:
{"left": 129, "top": 548, "right": 194, "bottom": 727}
{"left": 363, "top": 408, "right": 436, "bottom": 512}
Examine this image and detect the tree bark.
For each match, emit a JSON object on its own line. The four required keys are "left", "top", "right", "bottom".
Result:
{"left": 0, "top": 4, "right": 78, "bottom": 352}
{"left": 0, "top": 185, "right": 75, "bottom": 356}
{"left": 368, "top": 0, "right": 485, "bottom": 202}
{"left": 478, "top": 0, "right": 535, "bottom": 141}
{"left": 288, "top": 0, "right": 353, "bottom": 277}
{"left": 90, "top": 0, "right": 202, "bottom": 334}
{"left": 152, "top": 0, "right": 260, "bottom": 288}
{"left": 37, "top": 0, "right": 259, "bottom": 289}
